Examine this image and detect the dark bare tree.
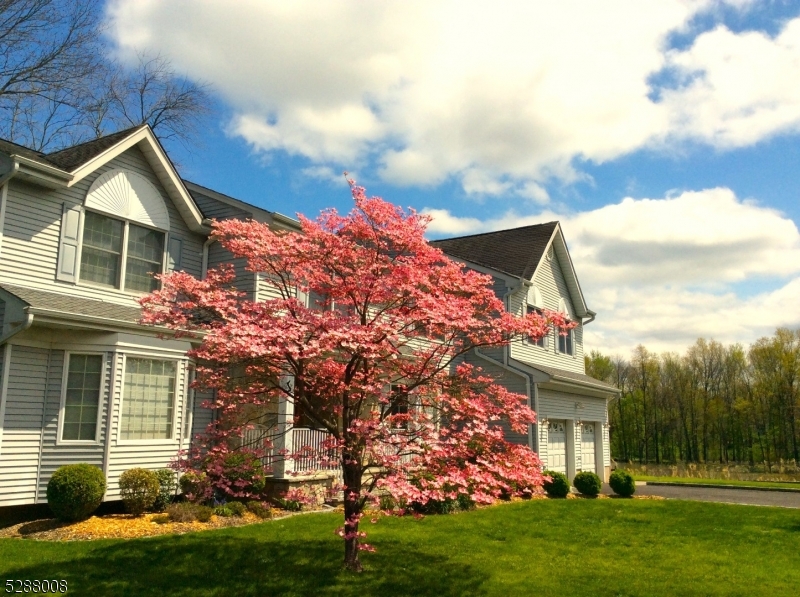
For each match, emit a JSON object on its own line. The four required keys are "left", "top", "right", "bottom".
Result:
{"left": 0, "top": 0, "right": 210, "bottom": 151}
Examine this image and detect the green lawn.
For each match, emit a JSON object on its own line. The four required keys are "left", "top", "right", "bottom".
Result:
{"left": 1, "top": 500, "right": 799, "bottom": 596}
{"left": 634, "top": 475, "right": 800, "bottom": 491}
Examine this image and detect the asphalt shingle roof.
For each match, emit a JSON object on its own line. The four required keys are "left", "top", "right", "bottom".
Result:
{"left": 527, "top": 362, "right": 620, "bottom": 393}
{"left": 0, "top": 284, "right": 142, "bottom": 324}
{"left": 44, "top": 125, "right": 146, "bottom": 171}
{"left": 430, "top": 222, "right": 558, "bottom": 280}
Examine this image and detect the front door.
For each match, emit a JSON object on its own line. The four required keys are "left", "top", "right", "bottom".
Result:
{"left": 581, "top": 423, "right": 596, "bottom": 473}
{"left": 547, "top": 420, "right": 567, "bottom": 473}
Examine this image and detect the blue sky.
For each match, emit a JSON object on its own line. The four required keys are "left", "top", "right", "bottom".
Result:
{"left": 105, "top": 0, "right": 800, "bottom": 355}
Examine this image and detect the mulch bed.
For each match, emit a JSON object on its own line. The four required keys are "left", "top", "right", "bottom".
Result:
{"left": 0, "top": 510, "right": 287, "bottom": 541}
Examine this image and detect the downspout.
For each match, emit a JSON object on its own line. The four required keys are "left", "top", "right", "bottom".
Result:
{"left": 201, "top": 238, "right": 214, "bottom": 280}
{"left": 474, "top": 347, "right": 535, "bottom": 452}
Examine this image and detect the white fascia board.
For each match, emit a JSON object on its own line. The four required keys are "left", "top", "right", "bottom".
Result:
{"left": 67, "top": 127, "right": 207, "bottom": 234}
{"left": 10, "top": 155, "right": 73, "bottom": 189}
{"left": 529, "top": 223, "right": 590, "bottom": 318}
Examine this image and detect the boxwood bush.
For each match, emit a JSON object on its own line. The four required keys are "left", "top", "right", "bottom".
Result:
{"left": 573, "top": 471, "right": 602, "bottom": 496}
{"left": 46, "top": 463, "right": 106, "bottom": 522}
{"left": 119, "top": 468, "right": 160, "bottom": 516}
{"left": 542, "top": 470, "right": 570, "bottom": 498}
{"left": 151, "top": 469, "right": 177, "bottom": 511}
{"left": 609, "top": 469, "right": 636, "bottom": 497}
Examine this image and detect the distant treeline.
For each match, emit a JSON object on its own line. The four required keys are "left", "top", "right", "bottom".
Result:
{"left": 585, "top": 329, "right": 800, "bottom": 466}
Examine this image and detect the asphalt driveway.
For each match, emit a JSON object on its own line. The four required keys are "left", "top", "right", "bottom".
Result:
{"left": 601, "top": 483, "right": 800, "bottom": 509}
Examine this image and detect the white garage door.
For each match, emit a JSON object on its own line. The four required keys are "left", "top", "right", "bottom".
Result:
{"left": 547, "top": 420, "right": 567, "bottom": 473}
{"left": 581, "top": 423, "right": 596, "bottom": 473}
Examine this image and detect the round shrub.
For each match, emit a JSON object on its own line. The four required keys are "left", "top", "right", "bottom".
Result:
{"left": 119, "top": 468, "right": 159, "bottom": 516}
{"left": 609, "top": 469, "right": 636, "bottom": 497}
{"left": 47, "top": 463, "right": 106, "bottom": 522}
{"left": 573, "top": 471, "right": 602, "bottom": 496}
{"left": 151, "top": 469, "right": 177, "bottom": 511}
{"left": 179, "top": 470, "right": 210, "bottom": 502}
{"left": 542, "top": 470, "right": 570, "bottom": 498}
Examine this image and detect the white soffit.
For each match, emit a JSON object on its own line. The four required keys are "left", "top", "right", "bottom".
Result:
{"left": 85, "top": 169, "right": 170, "bottom": 230}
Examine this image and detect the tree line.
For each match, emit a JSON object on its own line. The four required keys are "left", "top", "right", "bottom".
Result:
{"left": 585, "top": 328, "right": 800, "bottom": 466}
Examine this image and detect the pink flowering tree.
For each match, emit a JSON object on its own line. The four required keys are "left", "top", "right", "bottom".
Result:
{"left": 140, "top": 180, "right": 574, "bottom": 571}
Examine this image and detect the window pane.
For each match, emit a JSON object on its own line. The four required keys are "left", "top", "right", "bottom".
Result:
{"left": 121, "top": 358, "right": 176, "bottom": 440}
{"left": 61, "top": 354, "right": 103, "bottom": 441}
{"left": 80, "top": 213, "right": 123, "bottom": 287}
{"left": 125, "top": 225, "right": 164, "bottom": 292}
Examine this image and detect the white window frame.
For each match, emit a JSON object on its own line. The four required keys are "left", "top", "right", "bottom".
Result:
{"left": 117, "top": 354, "right": 181, "bottom": 445}
{"left": 56, "top": 351, "right": 108, "bottom": 446}
{"left": 524, "top": 304, "right": 549, "bottom": 349}
{"left": 76, "top": 208, "right": 169, "bottom": 295}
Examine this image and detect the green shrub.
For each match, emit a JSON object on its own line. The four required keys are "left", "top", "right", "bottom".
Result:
{"left": 206, "top": 451, "right": 267, "bottom": 499}
{"left": 246, "top": 501, "right": 272, "bottom": 519}
{"left": 227, "top": 501, "right": 246, "bottom": 517}
{"left": 119, "top": 468, "right": 160, "bottom": 516}
{"left": 165, "top": 502, "right": 213, "bottom": 523}
{"left": 214, "top": 505, "right": 234, "bottom": 517}
{"left": 609, "top": 469, "right": 636, "bottom": 497}
{"left": 179, "top": 471, "right": 210, "bottom": 502}
{"left": 46, "top": 463, "right": 106, "bottom": 522}
{"left": 573, "top": 471, "right": 602, "bottom": 496}
{"left": 151, "top": 469, "right": 177, "bottom": 511}
{"left": 542, "top": 470, "right": 570, "bottom": 498}
{"left": 379, "top": 494, "right": 397, "bottom": 512}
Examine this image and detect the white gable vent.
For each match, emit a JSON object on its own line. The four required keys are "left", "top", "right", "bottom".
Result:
{"left": 85, "top": 169, "right": 170, "bottom": 230}
{"left": 527, "top": 285, "right": 543, "bottom": 308}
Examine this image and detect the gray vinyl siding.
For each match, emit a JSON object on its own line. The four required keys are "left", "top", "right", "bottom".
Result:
{"left": 191, "top": 191, "right": 251, "bottom": 221}
{"left": 0, "top": 298, "right": 5, "bottom": 332}
{"left": 0, "top": 345, "right": 48, "bottom": 506}
{"left": 466, "top": 351, "right": 529, "bottom": 446}
{"left": 256, "top": 273, "right": 285, "bottom": 301}
{"left": 0, "top": 146, "right": 204, "bottom": 304}
{"left": 207, "top": 241, "right": 255, "bottom": 300}
{"left": 510, "top": 251, "right": 585, "bottom": 374}
{"left": 36, "top": 350, "right": 109, "bottom": 502}
{"left": 190, "top": 388, "right": 215, "bottom": 440}
{"left": 105, "top": 354, "right": 189, "bottom": 499}
{"left": 537, "top": 389, "right": 607, "bottom": 423}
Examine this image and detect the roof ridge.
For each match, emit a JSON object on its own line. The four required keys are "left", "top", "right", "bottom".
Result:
{"left": 0, "top": 137, "right": 47, "bottom": 156}
{"left": 430, "top": 220, "right": 558, "bottom": 243}
{"left": 44, "top": 124, "right": 147, "bottom": 159}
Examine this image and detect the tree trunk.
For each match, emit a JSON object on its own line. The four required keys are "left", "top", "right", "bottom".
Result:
{"left": 342, "top": 460, "right": 364, "bottom": 572}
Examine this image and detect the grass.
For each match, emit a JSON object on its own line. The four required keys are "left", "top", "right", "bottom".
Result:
{"left": 1, "top": 500, "right": 799, "bottom": 596}
{"left": 634, "top": 475, "right": 800, "bottom": 491}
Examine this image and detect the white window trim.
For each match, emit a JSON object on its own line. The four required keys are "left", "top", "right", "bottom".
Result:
{"left": 523, "top": 303, "right": 549, "bottom": 349}
{"left": 76, "top": 208, "right": 169, "bottom": 296}
{"left": 56, "top": 351, "right": 108, "bottom": 446}
{"left": 116, "top": 353, "right": 182, "bottom": 445}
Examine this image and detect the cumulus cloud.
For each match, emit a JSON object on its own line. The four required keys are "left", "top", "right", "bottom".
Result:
{"left": 106, "top": 0, "right": 800, "bottom": 197}
{"left": 425, "top": 188, "right": 800, "bottom": 353}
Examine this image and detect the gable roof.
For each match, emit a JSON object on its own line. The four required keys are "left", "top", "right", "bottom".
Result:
{"left": 0, "top": 126, "right": 207, "bottom": 233}
{"left": 44, "top": 125, "right": 146, "bottom": 171}
{"left": 430, "top": 222, "right": 558, "bottom": 280}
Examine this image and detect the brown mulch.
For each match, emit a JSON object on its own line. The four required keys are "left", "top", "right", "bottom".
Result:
{"left": 0, "top": 511, "right": 288, "bottom": 542}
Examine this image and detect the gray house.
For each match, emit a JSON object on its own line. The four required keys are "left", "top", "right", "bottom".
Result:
{"left": 0, "top": 125, "right": 616, "bottom": 508}
{"left": 432, "top": 226, "right": 619, "bottom": 481}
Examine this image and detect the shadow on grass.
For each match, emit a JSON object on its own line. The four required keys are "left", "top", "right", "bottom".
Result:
{"left": 4, "top": 532, "right": 489, "bottom": 597}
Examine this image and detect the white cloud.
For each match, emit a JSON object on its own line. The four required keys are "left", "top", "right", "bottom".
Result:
{"left": 300, "top": 165, "right": 351, "bottom": 187}
{"left": 106, "top": 1, "right": 800, "bottom": 195}
{"left": 425, "top": 188, "right": 800, "bottom": 353}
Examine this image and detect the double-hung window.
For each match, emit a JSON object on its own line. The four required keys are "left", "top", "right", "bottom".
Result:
{"left": 558, "top": 327, "right": 574, "bottom": 355}
{"left": 80, "top": 211, "right": 165, "bottom": 293}
{"left": 60, "top": 354, "right": 104, "bottom": 442}
{"left": 526, "top": 305, "right": 547, "bottom": 348}
{"left": 121, "top": 358, "right": 177, "bottom": 440}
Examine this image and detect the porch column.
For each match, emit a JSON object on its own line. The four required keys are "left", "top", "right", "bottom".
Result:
{"left": 272, "top": 376, "right": 295, "bottom": 479}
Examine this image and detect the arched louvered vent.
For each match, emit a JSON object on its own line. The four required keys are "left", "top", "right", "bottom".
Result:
{"left": 85, "top": 169, "right": 170, "bottom": 230}
{"left": 527, "top": 285, "right": 543, "bottom": 308}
